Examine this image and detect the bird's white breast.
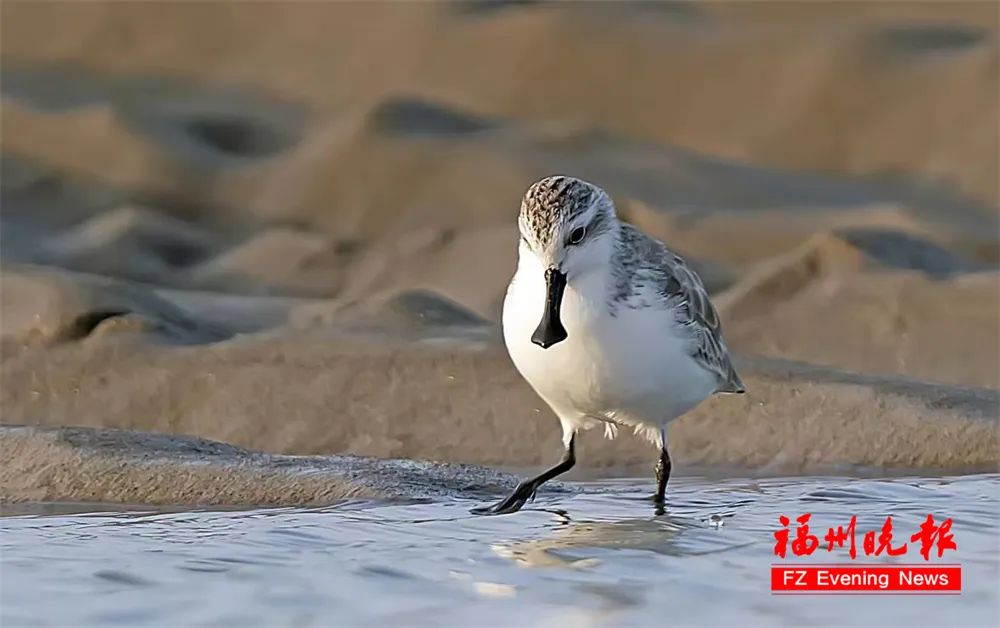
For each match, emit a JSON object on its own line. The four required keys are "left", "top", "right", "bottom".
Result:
{"left": 502, "top": 251, "right": 718, "bottom": 432}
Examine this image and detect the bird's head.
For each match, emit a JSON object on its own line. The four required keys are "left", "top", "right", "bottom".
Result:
{"left": 517, "top": 175, "right": 618, "bottom": 349}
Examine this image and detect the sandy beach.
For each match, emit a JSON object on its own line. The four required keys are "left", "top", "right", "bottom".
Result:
{"left": 1, "top": 1, "right": 998, "bottom": 505}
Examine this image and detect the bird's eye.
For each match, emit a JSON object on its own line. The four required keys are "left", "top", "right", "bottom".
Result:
{"left": 568, "top": 226, "right": 587, "bottom": 245}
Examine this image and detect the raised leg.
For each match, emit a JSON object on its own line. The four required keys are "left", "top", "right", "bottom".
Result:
{"left": 472, "top": 435, "right": 576, "bottom": 515}
{"left": 653, "top": 429, "right": 671, "bottom": 515}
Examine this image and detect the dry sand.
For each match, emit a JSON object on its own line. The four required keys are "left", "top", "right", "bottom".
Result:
{"left": 2, "top": 265, "right": 997, "bottom": 479}
{"left": 1, "top": 2, "right": 997, "bottom": 505}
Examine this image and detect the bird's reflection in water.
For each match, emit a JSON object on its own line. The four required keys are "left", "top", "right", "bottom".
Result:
{"left": 493, "top": 511, "right": 708, "bottom": 568}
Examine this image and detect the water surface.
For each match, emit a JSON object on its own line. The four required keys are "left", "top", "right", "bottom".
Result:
{"left": 2, "top": 475, "right": 997, "bottom": 627}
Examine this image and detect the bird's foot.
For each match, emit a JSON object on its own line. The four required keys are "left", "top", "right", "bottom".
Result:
{"left": 471, "top": 481, "right": 538, "bottom": 516}
{"left": 647, "top": 493, "right": 666, "bottom": 516}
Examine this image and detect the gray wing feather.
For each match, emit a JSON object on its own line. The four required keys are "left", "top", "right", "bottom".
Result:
{"left": 614, "top": 225, "right": 745, "bottom": 393}
{"left": 666, "top": 254, "right": 745, "bottom": 393}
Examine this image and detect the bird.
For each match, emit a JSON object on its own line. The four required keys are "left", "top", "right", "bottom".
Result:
{"left": 473, "top": 175, "right": 745, "bottom": 516}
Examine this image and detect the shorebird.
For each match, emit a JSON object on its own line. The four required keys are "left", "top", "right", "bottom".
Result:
{"left": 473, "top": 175, "right": 744, "bottom": 516}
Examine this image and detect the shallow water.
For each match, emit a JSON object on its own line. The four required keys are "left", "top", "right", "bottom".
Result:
{"left": 2, "top": 475, "right": 998, "bottom": 628}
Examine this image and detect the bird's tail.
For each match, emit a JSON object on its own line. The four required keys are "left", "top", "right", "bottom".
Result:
{"left": 718, "top": 359, "right": 746, "bottom": 394}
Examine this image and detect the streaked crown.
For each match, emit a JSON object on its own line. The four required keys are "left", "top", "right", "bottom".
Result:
{"left": 518, "top": 176, "right": 611, "bottom": 249}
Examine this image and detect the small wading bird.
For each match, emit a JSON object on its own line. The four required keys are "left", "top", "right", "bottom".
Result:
{"left": 473, "top": 175, "right": 744, "bottom": 516}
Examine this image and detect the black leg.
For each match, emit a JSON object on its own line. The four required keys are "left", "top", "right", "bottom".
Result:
{"left": 653, "top": 444, "right": 671, "bottom": 515}
{"left": 472, "top": 436, "right": 576, "bottom": 515}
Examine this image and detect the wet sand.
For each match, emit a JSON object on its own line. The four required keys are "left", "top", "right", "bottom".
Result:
{"left": 0, "top": 425, "right": 524, "bottom": 506}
